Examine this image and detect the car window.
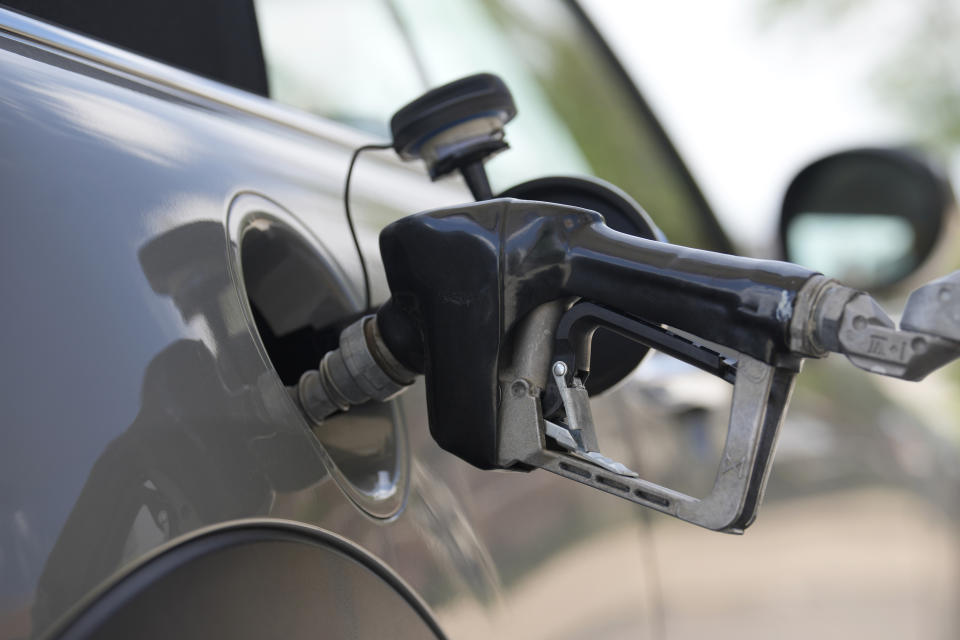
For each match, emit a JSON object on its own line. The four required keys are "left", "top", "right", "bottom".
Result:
{"left": 400, "top": 0, "right": 731, "bottom": 249}
{"left": 255, "top": 0, "right": 725, "bottom": 250}
{"left": 254, "top": 0, "right": 426, "bottom": 138}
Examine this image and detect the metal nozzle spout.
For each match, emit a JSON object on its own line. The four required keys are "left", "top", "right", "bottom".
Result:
{"left": 295, "top": 315, "right": 416, "bottom": 425}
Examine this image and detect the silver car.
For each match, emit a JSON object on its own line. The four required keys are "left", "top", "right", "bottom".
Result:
{"left": 0, "top": 1, "right": 956, "bottom": 639}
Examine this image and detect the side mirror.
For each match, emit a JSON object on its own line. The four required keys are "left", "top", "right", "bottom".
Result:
{"left": 779, "top": 148, "right": 954, "bottom": 291}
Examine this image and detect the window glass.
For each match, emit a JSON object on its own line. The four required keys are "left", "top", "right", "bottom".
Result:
{"left": 393, "top": 0, "right": 721, "bottom": 249}
{"left": 254, "top": 0, "right": 425, "bottom": 138}
{"left": 256, "top": 0, "right": 723, "bottom": 250}
{"left": 787, "top": 213, "right": 915, "bottom": 287}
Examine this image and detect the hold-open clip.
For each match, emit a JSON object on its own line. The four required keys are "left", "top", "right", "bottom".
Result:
{"left": 497, "top": 301, "right": 799, "bottom": 534}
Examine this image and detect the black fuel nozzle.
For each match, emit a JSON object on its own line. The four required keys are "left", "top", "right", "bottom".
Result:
{"left": 295, "top": 197, "right": 960, "bottom": 532}
{"left": 390, "top": 73, "right": 516, "bottom": 200}
{"left": 293, "top": 196, "right": 815, "bottom": 531}
{"left": 371, "top": 199, "right": 816, "bottom": 470}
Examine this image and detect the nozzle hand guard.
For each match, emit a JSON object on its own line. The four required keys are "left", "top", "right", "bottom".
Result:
{"left": 500, "top": 301, "right": 797, "bottom": 533}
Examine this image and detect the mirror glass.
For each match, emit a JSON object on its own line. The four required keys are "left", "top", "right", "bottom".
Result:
{"left": 786, "top": 213, "right": 916, "bottom": 289}
{"left": 780, "top": 149, "right": 951, "bottom": 291}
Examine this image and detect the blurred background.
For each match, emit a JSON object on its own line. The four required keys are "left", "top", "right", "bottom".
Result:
{"left": 585, "top": 0, "right": 960, "bottom": 255}
{"left": 261, "top": 0, "right": 960, "bottom": 636}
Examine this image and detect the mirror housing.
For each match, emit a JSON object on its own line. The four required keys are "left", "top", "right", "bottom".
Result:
{"left": 779, "top": 148, "right": 954, "bottom": 291}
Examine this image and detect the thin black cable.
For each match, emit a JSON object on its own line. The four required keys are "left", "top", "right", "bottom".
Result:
{"left": 344, "top": 142, "right": 393, "bottom": 311}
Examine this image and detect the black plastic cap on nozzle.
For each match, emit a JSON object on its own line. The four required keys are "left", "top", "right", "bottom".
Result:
{"left": 389, "top": 73, "right": 516, "bottom": 187}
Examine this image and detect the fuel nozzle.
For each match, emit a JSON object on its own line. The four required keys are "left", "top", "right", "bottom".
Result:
{"left": 293, "top": 197, "right": 960, "bottom": 533}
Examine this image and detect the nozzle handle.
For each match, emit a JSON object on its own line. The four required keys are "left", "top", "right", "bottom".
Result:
{"left": 376, "top": 199, "right": 818, "bottom": 469}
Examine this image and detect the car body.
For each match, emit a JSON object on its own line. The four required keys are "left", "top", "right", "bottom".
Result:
{"left": 0, "top": 2, "right": 957, "bottom": 639}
